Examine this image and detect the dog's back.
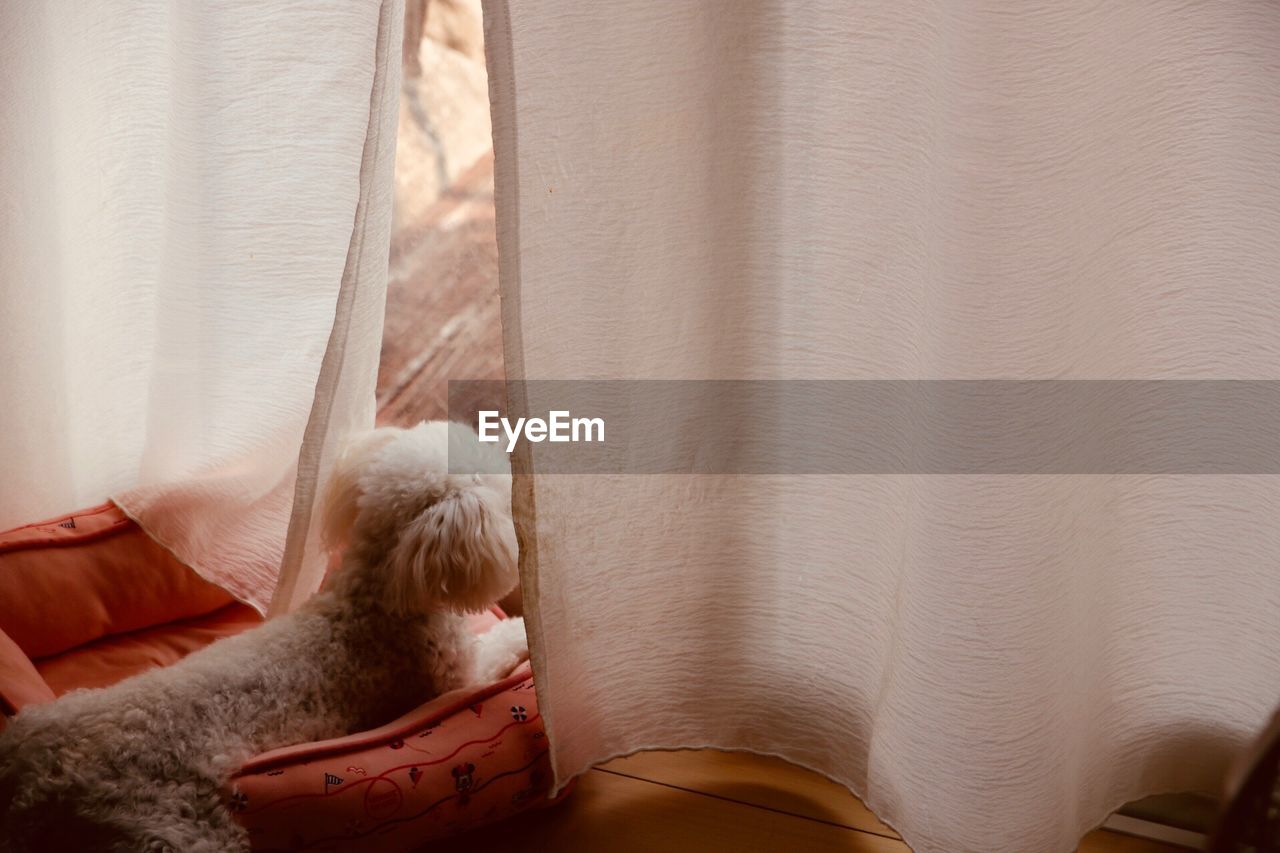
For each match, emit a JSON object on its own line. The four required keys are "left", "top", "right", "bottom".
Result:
{"left": 0, "top": 597, "right": 459, "bottom": 852}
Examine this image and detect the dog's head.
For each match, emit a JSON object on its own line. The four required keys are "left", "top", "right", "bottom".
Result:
{"left": 321, "top": 421, "right": 518, "bottom": 614}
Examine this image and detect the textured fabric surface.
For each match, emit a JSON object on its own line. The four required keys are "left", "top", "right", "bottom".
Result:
{"left": 0, "top": 628, "right": 53, "bottom": 721}
{"left": 0, "top": 0, "right": 400, "bottom": 611}
{"left": 228, "top": 659, "right": 561, "bottom": 851}
{"left": 483, "top": 2, "right": 1280, "bottom": 851}
{"left": 0, "top": 503, "right": 234, "bottom": 659}
{"left": 35, "top": 603, "right": 262, "bottom": 697}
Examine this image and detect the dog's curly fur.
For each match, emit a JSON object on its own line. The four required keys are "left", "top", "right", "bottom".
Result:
{"left": 0, "top": 421, "right": 528, "bottom": 852}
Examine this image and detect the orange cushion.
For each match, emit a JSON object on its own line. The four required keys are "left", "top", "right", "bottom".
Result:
{"left": 0, "top": 502, "right": 237, "bottom": 659}
{"left": 0, "top": 626, "right": 55, "bottom": 723}
{"left": 35, "top": 603, "right": 263, "bottom": 696}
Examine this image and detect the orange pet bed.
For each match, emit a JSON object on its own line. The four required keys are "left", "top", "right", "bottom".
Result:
{"left": 0, "top": 503, "right": 564, "bottom": 849}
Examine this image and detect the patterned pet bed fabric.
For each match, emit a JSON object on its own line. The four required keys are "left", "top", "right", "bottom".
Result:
{"left": 227, "top": 660, "right": 562, "bottom": 850}
{"left": 0, "top": 504, "right": 566, "bottom": 849}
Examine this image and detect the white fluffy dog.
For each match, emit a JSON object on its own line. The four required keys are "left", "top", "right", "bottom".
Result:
{"left": 0, "top": 421, "right": 529, "bottom": 852}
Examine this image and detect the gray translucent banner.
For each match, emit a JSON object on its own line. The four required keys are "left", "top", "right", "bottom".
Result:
{"left": 447, "top": 380, "right": 1280, "bottom": 474}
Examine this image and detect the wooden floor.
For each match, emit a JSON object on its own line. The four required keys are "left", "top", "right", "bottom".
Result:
{"left": 456, "top": 750, "right": 1184, "bottom": 853}
{"left": 375, "top": 153, "right": 1184, "bottom": 853}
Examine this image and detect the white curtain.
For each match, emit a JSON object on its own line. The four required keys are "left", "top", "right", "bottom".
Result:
{"left": 483, "top": 2, "right": 1280, "bottom": 851}
{"left": 0, "top": 0, "right": 403, "bottom": 613}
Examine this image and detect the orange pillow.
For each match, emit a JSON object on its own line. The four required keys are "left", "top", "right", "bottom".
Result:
{"left": 35, "top": 602, "right": 262, "bottom": 696}
{"left": 0, "top": 626, "right": 54, "bottom": 723}
{"left": 0, "top": 502, "right": 237, "bottom": 659}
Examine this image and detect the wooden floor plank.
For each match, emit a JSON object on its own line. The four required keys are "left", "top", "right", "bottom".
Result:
{"left": 600, "top": 750, "right": 1186, "bottom": 852}
{"left": 452, "top": 767, "right": 910, "bottom": 853}
{"left": 1077, "top": 828, "right": 1194, "bottom": 853}
{"left": 601, "top": 749, "right": 897, "bottom": 838}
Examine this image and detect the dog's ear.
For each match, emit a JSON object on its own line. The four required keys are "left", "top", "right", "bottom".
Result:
{"left": 320, "top": 429, "right": 398, "bottom": 551}
{"left": 385, "top": 482, "right": 518, "bottom": 614}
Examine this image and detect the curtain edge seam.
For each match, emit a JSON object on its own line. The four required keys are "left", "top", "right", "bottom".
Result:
{"left": 268, "top": 0, "right": 401, "bottom": 618}
{"left": 482, "top": 0, "right": 564, "bottom": 793}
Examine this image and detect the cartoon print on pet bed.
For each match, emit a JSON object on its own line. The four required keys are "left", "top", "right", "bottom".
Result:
{"left": 228, "top": 662, "right": 567, "bottom": 850}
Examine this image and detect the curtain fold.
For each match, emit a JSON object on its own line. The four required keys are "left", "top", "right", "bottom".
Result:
{"left": 483, "top": 2, "right": 1280, "bottom": 850}
{"left": 0, "top": 0, "right": 402, "bottom": 613}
